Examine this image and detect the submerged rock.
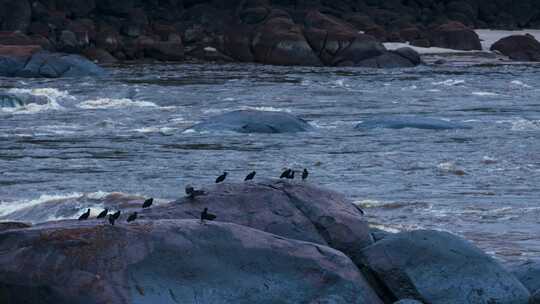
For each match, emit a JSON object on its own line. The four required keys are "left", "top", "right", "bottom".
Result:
{"left": 0, "top": 220, "right": 382, "bottom": 304}
{"left": 190, "top": 110, "right": 314, "bottom": 133}
{"left": 0, "top": 94, "right": 24, "bottom": 108}
{"left": 17, "top": 51, "right": 107, "bottom": 78}
{"left": 0, "top": 47, "right": 107, "bottom": 78}
{"left": 0, "top": 92, "right": 49, "bottom": 108}
{"left": 355, "top": 116, "right": 471, "bottom": 130}
{"left": 361, "top": 230, "right": 530, "bottom": 304}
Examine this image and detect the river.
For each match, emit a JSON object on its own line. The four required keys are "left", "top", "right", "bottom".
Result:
{"left": 1, "top": 62, "right": 539, "bottom": 265}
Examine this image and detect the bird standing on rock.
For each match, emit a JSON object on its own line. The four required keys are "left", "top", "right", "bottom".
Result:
{"left": 287, "top": 170, "right": 295, "bottom": 179}
{"left": 108, "top": 214, "right": 116, "bottom": 226}
{"left": 96, "top": 209, "right": 108, "bottom": 219}
{"left": 78, "top": 209, "right": 90, "bottom": 221}
{"left": 127, "top": 212, "right": 138, "bottom": 223}
{"left": 186, "top": 185, "right": 205, "bottom": 199}
{"left": 142, "top": 198, "right": 153, "bottom": 209}
{"left": 353, "top": 205, "right": 365, "bottom": 215}
{"left": 280, "top": 169, "right": 292, "bottom": 179}
{"left": 111, "top": 210, "right": 121, "bottom": 220}
{"left": 200, "top": 208, "right": 216, "bottom": 224}
{"left": 245, "top": 171, "right": 256, "bottom": 181}
{"left": 216, "top": 172, "right": 228, "bottom": 183}
{"left": 302, "top": 169, "right": 309, "bottom": 181}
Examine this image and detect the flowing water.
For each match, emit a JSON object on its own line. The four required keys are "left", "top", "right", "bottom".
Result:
{"left": 1, "top": 62, "right": 540, "bottom": 265}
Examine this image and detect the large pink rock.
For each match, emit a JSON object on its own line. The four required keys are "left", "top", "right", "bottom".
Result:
{"left": 428, "top": 21, "right": 481, "bottom": 51}
{"left": 251, "top": 17, "right": 322, "bottom": 66}
{"left": 491, "top": 34, "right": 540, "bottom": 62}
{"left": 0, "top": 219, "right": 383, "bottom": 304}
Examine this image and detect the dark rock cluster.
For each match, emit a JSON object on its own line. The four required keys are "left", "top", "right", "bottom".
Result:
{"left": 1, "top": 1, "right": 540, "bottom": 72}
{"left": 3, "top": 0, "right": 537, "bottom": 67}
{"left": 0, "top": 181, "right": 537, "bottom": 303}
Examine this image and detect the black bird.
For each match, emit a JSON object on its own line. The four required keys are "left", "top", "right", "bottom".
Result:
{"left": 302, "top": 169, "right": 309, "bottom": 181}
{"left": 200, "top": 208, "right": 217, "bottom": 224}
{"left": 245, "top": 171, "right": 256, "bottom": 181}
{"left": 185, "top": 185, "right": 206, "bottom": 199}
{"left": 287, "top": 170, "right": 295, "bottom": 179}
{"left": 280, "top": 169, "right": 292, "bottom": 179}
{"left": 186, "top": 185, "right": 195, "bottom": 196}
{"left": 127, "top": 212, "right": 138, "bottom": 223}
{"left": 108, "top": 214, "right": 116, "bottom": 226}
{"left": 353, "top": 205, "right": 365, "bottom": 215}
{"left": 96, "top": 208, "right": 108, "bottom": 219}
{"left": 111, "top": 210, "right": 121, "bottom": 220}
{"left": 78, "top": 208, "right": 90, "bottom": 221}
{"left": 142, "top": 198, "right": 153, "bottom": 209}
{"left": 215, "top": 172, "right": 228, "bottom": 183}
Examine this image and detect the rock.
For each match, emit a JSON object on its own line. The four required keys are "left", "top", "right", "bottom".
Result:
{"left": 370, "top": 227, "right": 392, "bottom": 242}
{"left": 0, "top": 45, "right": 42, "bottom": 77}
{"left": 0, "top": 0, "right": 31, "bottom": 31}
{"left": 186, "top": 46, "right": 234, "bottom": 62}
{"left": 491, "top": 35, "right": 540, "bottom": 62}
{"left": 0, "top": 31, "right": 35, "bottom": 45}
{"left": 392, "top": 47, "right": 422, "bottom": 65}
{"left": 0, "top": 94, "right": 25, "bottom": 108}
{"left": 190, "top": 110, "right": 314, "bottom": 133}
{"left": 240, "top": 6, "right": 270, "bottom": 24}
{"left": 252, "top": 17, "right": 322, "bottom": 66}
{"left": 303, "top": 10, "right": 386, "bottom": 66}
{"left": 59, "top": 30, "right": 80, "bottom": 52}
{"left": 0, "top": 219, "right": 383, "bottom": 304}
{"left": 56, "top": 0, "right": 96, "bottom": 18}
{"left": 355, "top": 51, "right": 417, "bottom": 68}
{"left": 12, "top": 51, "right": 107, "bottom": 78}
{"left": 399, "top": 27, "right": 421, "bottom": 42}
{"left": 145, "top": 36, "right": 184, "bottom": 61}
{"left": 0, "top": 90, "right": 50, "bottom": 108}
{"left": 361, "top": 230, "right": 530, "bottom": 303}
{"left": 0, "top": 221, "right": 30, "bottom": 231}
{"left": 83, "top": 47, "right": 118, "bottom": 64}
{"left": 393, "top": 300, "right": 423, "bottom": 304}
{"left": 532, "top": 290, "right": 540, "bottom": 304}
{"left": 429, "top": 21, "right": 481, "bottom": 51}
{"left": 510, "top": 260, "right": 540, "bottom": 293}
{"left": 95, "top": 0, "right": 134, "bottom": 16}
{"left": 142, "top": 181, "right": 374, "bottom": 265}
{"left": 28, "top": 22, "right": 52, "bottom": 38}
{"left": 223, "top": 25, "right": 255, "bottom": 62}
{"left": 355, "top": 116, "right": 471, "bottom": 130}
{"left": 95, "top": 25, "right": 122, "bottom": 53}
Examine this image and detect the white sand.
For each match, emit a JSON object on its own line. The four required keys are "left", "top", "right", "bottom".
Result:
{"left": 384, "top": 29, "right": 540, "bottom": 55}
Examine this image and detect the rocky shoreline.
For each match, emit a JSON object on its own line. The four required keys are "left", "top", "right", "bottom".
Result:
{"left": 1, "top": 1, "right": 540, "bottom": 77}
{"left": 0, "top": 181, "right": 538, "bottom": 303}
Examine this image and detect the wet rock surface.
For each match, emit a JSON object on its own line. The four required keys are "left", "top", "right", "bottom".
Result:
{"left": 190, "top": 110, "right": 314, "bottom": 134}
{"left": 355, "top": 116, "right": 472, "bottom": 130}
{"left": 0, "top": 182, "right": 533, "bottom": 303}
{"left": 361, "top": 230, "right": 531, "bottom": 304}
{"left": 0, "top": 219, "right": 382, "bottom": 304}
{"left": 0, "top": 48, "right": 107, "bottom": 78}
{"left": 491, "top": 34, "right": 540, "bottom": 62}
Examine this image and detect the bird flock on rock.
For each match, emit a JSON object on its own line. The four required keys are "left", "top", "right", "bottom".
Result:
{"left": 77, "top": 168, "right": 310, "bottom": 225}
